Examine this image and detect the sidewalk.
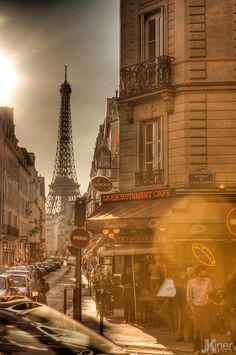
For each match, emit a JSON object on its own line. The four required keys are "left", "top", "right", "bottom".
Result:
{"left": 67, "top": 290, "right": 236, "bottom": 354}
{"left": 68, "top": 294, "right": 195, "bottom": 354}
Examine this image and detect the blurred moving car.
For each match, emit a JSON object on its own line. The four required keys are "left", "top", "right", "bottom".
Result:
{"left": 0, "top": 274, "right": 19, "bottom": 301}
{"left": 0, "top": 300, "right": 127, "bottom": 354}
{"left": 0, "top": 297, "right": 42, "bottom": 312}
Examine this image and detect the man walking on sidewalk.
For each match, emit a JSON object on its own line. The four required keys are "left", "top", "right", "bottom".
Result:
{"left": 187, "top": 264, "right": 212, "bottom": 355}
{"left": 121, "top": 267, "right": 134, "bottom": 323}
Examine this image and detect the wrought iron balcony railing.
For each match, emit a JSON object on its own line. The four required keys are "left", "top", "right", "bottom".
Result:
{"left": 120, "top": 55, "right": 172, "bottom": 98}
{"left": 2, "top": 224, "right": 19, "bottom": 237}
{"left": 135, "top": 169, "right": 164, "bottom": 187}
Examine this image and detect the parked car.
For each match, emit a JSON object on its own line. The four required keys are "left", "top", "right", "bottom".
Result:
{"left": 47, "top": 257, "right": 62, "bottom": 268}
{"left": 0, "top": 300, "right": 127, "bottom": 354}
{"left": 67, "top": 256, "right": 76, "bottom": 266}
{"left": 34, "top": 262, "right": 47, "bottom": 275}
{"left": 40, "top": 262, "right": 52, "bottom": 274}
{"left": 5, "top": 268, "right": 31, "bottom": 280}
{"left": 0, "top": 274, "right": 20, "bottom": 301}
{"left": 44, "top": 260, "right": 57, "bottom": 272}
{"left": 10, "top": 274, "right": 30, "bottom": 297}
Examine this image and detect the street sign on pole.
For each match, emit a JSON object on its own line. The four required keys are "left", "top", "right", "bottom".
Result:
{"left": 71, "top": 228, "right": 90, "bottom": 249}
{"left": 226, "top": 208, "right": 236, "bottom": 236}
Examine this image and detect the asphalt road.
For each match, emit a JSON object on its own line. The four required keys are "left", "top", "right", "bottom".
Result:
{"left": 46, "top": 265, "right": 76, "bottom": 314}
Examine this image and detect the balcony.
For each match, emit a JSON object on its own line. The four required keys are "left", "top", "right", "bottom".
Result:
{"left": 120, "top": 55, "right": 172, "bottom": 98}
{"left": 135, "top": 169, "right": 164, "bottom": 187}
{"left": 2, "top": 224, "right": 19, "bottom": 237}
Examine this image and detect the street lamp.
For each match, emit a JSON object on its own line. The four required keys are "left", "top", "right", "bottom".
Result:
{"left": 102, "top": 228, "right": 120, "bottom": 239}
{"left": 102, "top": 229, "right": 109, "bottom": 235}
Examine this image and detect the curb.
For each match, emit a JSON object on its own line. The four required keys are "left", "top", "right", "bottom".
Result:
{"left": 104, "top": 340, "right": 193, "bottom": 354}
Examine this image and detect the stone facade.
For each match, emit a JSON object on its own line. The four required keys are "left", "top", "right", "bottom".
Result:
{"left": 119, "top": 0, "right": 236, "bottom": 192}
{"left": 0, "top": 107, "right": 46, "bottom": 265}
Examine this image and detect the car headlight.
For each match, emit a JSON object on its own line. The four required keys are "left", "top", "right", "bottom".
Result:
{"left": 31, "top": 291, "right": 39, "bottom": 297}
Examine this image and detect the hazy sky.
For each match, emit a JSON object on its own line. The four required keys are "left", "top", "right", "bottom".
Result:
{"left": 0, "top": 0, "right": 119, "bottom": 195}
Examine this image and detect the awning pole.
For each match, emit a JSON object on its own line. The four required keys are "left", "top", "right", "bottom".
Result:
{"left": 131, "top": 255, "right": 137, "bottom": 324}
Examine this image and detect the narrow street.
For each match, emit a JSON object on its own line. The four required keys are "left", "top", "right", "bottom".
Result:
{"left": 46, "top": 266, "right": 75, "bottom": 313}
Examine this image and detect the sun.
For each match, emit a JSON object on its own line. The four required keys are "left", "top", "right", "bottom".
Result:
{"left": 0, "top": 55, "right": 19, "bottom": 104}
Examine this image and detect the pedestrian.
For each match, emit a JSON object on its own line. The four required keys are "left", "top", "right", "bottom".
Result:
{"left": 39, "top": 275, "right": 50, "bottom": 305}
{"left": 148, "top": 261, "right": 164, "bottom": 295}
{"left": 29, "top": 271, "right": 43, "bottom": 301}
{"left": 63, "top": 258, "right": 67, "bottom": 268}
{"left": 120, "top": 266, "right": 134, "bottom": 323}
{"left": 187, "top": 264, "right": 212, "bottom": 355}
{"left": 172, "top": 267, "right": 187, "bottom": 340}
{"left": 176, "top": 266, "right": 195, "bottom": 342}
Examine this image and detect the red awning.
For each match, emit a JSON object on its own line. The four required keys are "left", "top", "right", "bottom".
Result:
{"left": 86, "top": 197, "right": 183, "bottom": 231}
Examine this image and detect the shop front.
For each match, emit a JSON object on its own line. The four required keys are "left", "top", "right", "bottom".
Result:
{"left": 86, "top": 189, "right": 236, "bottom": 324}
{"left": 1, "top": 238, "right": 17, "bottom": 266}
{"left": 86, "top": 188, "right": 178, "bottom": 324}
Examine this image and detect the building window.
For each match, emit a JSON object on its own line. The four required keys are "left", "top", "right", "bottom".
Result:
{"left": 138, "top": 119, "right": 163, "bottom": 171}
{"left": 136, "top": 119, "right": 164, "bottom": 187}
{"left": 141, "top": 9, "right": 164, "bottom": 61}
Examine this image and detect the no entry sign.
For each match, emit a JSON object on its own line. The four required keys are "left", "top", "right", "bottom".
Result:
{"left": 71, "top": 228, "right": 90, "bottom": 249}
{"left": 226, "top": 208, "right": 236, "bottom": 236}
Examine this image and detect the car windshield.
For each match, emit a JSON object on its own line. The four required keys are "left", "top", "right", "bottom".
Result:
{"left": 22, "top": 306, "right": 123, "bottom": 354}
{"left": 11, "top": 276, "right": 27, "bottom": 287}
{"left": 0, "top": 277, "right": 6, "bottom": 289}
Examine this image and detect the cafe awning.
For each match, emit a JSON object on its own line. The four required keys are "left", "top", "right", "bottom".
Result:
{"left": 97, "top": 245, "right": 159, "bottom": 256}
{"left": 84, "top": 236, "right": 106, "bottom": 255}
{"left": 86, "top": 197, "right": 182, "bottom": 231}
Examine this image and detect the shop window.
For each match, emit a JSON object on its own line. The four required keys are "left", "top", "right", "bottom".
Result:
{"left": 8, "top": 211, "right": 11, "bottom": 225}
{"left": 138, "top": 119, "right": 163, "bottom": 172}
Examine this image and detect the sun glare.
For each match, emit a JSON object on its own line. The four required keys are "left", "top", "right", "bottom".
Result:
{"left": 0, "top": 55, "right": 19, "bottom": 104}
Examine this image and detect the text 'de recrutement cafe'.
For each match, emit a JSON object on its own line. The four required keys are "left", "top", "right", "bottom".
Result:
{"left": 101, "top": 188, "right": 175, "bottom": 203}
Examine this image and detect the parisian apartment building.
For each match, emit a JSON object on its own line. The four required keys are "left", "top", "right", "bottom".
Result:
{"left": 86, "top": 0, "right": 236, "bottom": 297}
{"left": 0, "top": 106, "right": 46, "bottom": 266}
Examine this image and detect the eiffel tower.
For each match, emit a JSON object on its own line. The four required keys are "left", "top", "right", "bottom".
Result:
{"left": 46, "top": 66, "right": 80, "bottom": 214}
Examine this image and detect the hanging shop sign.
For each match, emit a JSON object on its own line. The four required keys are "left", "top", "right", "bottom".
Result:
{"left": 147, "top": 219, "right": 160, "bottom": 229}
{"left": 115, "top": 235, "right": 154, "bottom": 244}
{"left": 192, "top": 243, "right": 216, "bottom": 267}
{"left": 96, "top": 145, "right": 111, "bottom": 169}
{"left": 102, "top": 188, "right": 175, "bottom": 202}
{"left": 191, "top": 224, "right": 207, "bottom": 234}
{"left": 226, "top": 208, "right": 236, "bottom": 236}
{"left": 91, "top": 176, "right": 113, "bottom": 193}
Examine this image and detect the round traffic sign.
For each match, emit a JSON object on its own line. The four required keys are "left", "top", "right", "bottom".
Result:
{"left": 226, "top": 208, "right": 236, "bottom": 236}
{"left": 70, "top": 228, "right": 90, "bottom": 249}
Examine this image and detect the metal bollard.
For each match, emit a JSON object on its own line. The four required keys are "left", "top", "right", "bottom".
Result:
{"left": 63, "top": 287, "right": 67, "bottom": 314}
{"left": 99, "top": 289, "right": 104, "bottom": 335}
